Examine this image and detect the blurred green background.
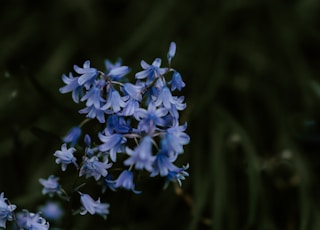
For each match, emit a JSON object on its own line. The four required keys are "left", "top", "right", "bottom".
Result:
{"left": 1, "top": 0, "right": 320, "bottom": 229}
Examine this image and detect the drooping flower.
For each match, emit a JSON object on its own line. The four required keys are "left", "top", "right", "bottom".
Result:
{"left": 135, "top": 58, "right": 167, "bottom": 86}
{"left": 123, "top": 83, "right": 145, "bottom": 101}
{"left": 124, "top": 135, "right": 155, "bottom": 172}
{"left": 135, "top": 102, "right": 168, "bottom": 135}
{"left": 98, "top": 132, "right": 127, "bottom": 162}
{"left": 79, "top": 156, "right": 112, "bottom": 181}
{"left": 59, "top": 72, "right": 83, "bottom": 103}
{"left": 114, "top": 170, "right": 141, "bottom": 194}
{"left": 16, "top": 210, "right": 49, "bottom": 230}
{"left": 0, "top": 193, "right": 16, "bottom": 228}
{"left": 63, "top": 126, "right": 82, "bottom": 147}
{"left": 74, "top": 60, "right": 98, "bottom": 86}
{"left": 104, "top": 59, "right": 130, "bottom": 81}
{"left": 39, "top": 175, "right": 61, "bottom": 197}
{"left": 79, "top": 104, "right": 106, "bottom": 123}
{"left": 101, "top": 89, "right": 128, "bottom": 113}
{"left": 54, "top": 143, "right": 78, "bottom": 171}
{"left": 38, "top": 201, "right": 64, "bottom": 221}
{"left": 169, "top": 71, "right": 185, "bottom": 91}
{"left": 162, "top": 123, "right": 190, "bottom": 154}
{"left": 80, "top": 193, "right": 110, "bottom": 219}
{"left": 150, "top": 150, "right": 178, "bottom": 177}
{"left": 166, "top": 164, "right": 189, "bottom": 187}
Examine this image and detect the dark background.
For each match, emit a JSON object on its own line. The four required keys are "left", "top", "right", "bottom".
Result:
{"left": 1, "top": 0, "right": 320, "bottom": 229}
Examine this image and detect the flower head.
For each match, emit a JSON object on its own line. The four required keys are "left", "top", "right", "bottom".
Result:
{"left": 135, "top": 58, "right": 167, "bottom": 86}
{"left": 0, "top": 193, "right": 16, "bottom": 228}
{"left": 74, "top": 60, "right": 98, "bottom": 86}
{"left": 39, "top": 201, "right": 64, "bottom": 221}
{"left": 79, "top": 156, "right": 112, "bottom": 181}
{"left": 80, "top": 193, "right": 110, "bottom": 219}
{"left": 39, "top": 175, "right": 61, "bottom": 197}
{"left": 114, "top": 170, "right": 141, "bottom": 194}
{"left": 16, "top": 210, "right": 49, "bottom": 230}
{"left": 63, "top": 126, "right": 82, "bottom": 147}
{"left": 124, "top": 136, "right": 155, "bottom": 172}
{"left": 54, "top": 143, "right": 78, "bottom": 171}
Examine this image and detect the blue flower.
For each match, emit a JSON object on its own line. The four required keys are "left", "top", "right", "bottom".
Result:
{"left": 39, "top": 175, "right": 61, "bottom": 197}
{"left": 135, "top": 102, "right": 168, "bottom": 135}
{"left": 79, "top": 105, "right": 106, "bottom": 123}
{"left": 124, "top": 136, "right": 155, "bottom": 172}
{"left": 0, "top": 193, "right": 16, "bottom": 228}
{"left": 153, "top": 86, "right": 175, "bottom": 110}
{"left": 54, "top": 143, "right": 78, "bottom": 171}
{"left": 59, "top": 72, "right": 83, "bottom": 103}
{"left": 120, "top": 98, "right": 140, "bottom": 116}
{"left": 63, "top": 126, "right": 82, "bottom": 147}
{"left": 16, "top": 210, "right": 49, "bottom": 230}
{"left": 74, "top": 60, "right": 98, "bottom": 86}
{"left": 101, "top": 89, "right": 128, "bottom": 113}
{"left": 105, "top": 115, "right": 132, "bottom": 134}
{"left": 79, "top": 156, "right": 112, "bottom": 181}
{"left": 167, "top": 41, "right": 176, "bottom": 64}
{"left": 135, "top": 58, "right": 167, "bottom": 86}
{"left": 39, "top": 201, "right": 64, "bottom": 221}
{"left": 169, "top": 71, "right": 185, "bottom": 91}
{"left": 162, "top": 123, "right": 190, "bottom": 154}
{"left": 80, "top": 79, "right": 106, "bottom": 109}
{"left": 114, "top": 170, "right": 141, "bottom": 194}
{"left": 166, "top": 164, "right": 189, "bottom": 187}
{"left": 98, "top": 132, "right": 127, "bottom": 162}
{"left": 123, "top": 83, "right": 144, "bottom": 101}
{"left": 104, "top": 59, "right": 130, "bottom": 81}
{"left": 150, "top": 150, "right": 178, "bottom": 177}
{"left": 80, "top": 193, "right": 110, "bottom": 219}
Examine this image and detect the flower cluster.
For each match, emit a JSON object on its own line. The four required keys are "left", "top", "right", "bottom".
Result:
{"left": 44, "top": 42, "right": 189, "bottom": 223}
{"left": 0, "top": 193, "right": 49, "bottom": 229}
{"left": 0, "top": 42, "right": 189, "bottom": 229}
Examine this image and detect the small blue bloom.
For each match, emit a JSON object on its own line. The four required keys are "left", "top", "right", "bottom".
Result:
{"left": 39, "top": 175, "right": 61, "bottom": 197}
{"left": 163, "top": 123, "right": 190, "bottom": 154}
{"left": 102, "top": 174, "right": 117, "bottom": 192}
{"left": 79, "top": 156, "right": 112, "bottom": 181}
{"left": 150, "top": 151, "right": 178, "bottom": 177}
{"left": 63, "top": 126, "right": 82, "bottom": 147}
{"left": 123, "top": 83, "right": 144, "bottom": 101}
{"left": 39, "top": 201, "right": 64, "bottom": 221}
{"left": 16, "top": 210, "right": 49, "bottom": 230}
{"left": 54, "top": 143, "right": 78, "bottom": 171}
{"left": 135, "top": 102, "right": 168, "bottom": 135}
{"left": 167, "top": 41, "right": 176, "bottom": 64}
{"left": 74, "top": 60, "right": 98, "bottom": 86}
{"left": 80, "top": 80, "right": 106, "bottom": 109}
{"left": 80, "top": 193, "right": 110, "bottom": 219}
{"left": 169, "top": 71, "right": 185, "bottom": 91}
{"left": 59, "top": 72, "right": 83, "bottom": 103}
{"left": 101, "top": 89, "right": 128, "bottom": 113}
{"left": 98, "top": 132, "right": 127, "bottom": 162}
{"left": 124, "top": 136, "right": 155, "bottom": 172}
{"left": 105, "top": 59, "right": 130, "bottom": 81}
{"left": 79, "top": 104, "right": 106, "bottom": 123}
{"left": 153, "top": 86, "right": 175, "bottom": 110}
{"left": 120, "top": 98, "right": 140, "bottom": 116}
{"left": 105, "top": 115, "right": 132, "bottom": 134}
{"left": 0, "top": 193, "right": 16, "bottom": 228}
{"left": 135, "top": 58, "right": 167, "bottom": 86}
{"left": 166, "top": 164, "right": 189, "bottom": 187}
{"left": 114, "top": 170, "right": 141, "bottom": 194}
